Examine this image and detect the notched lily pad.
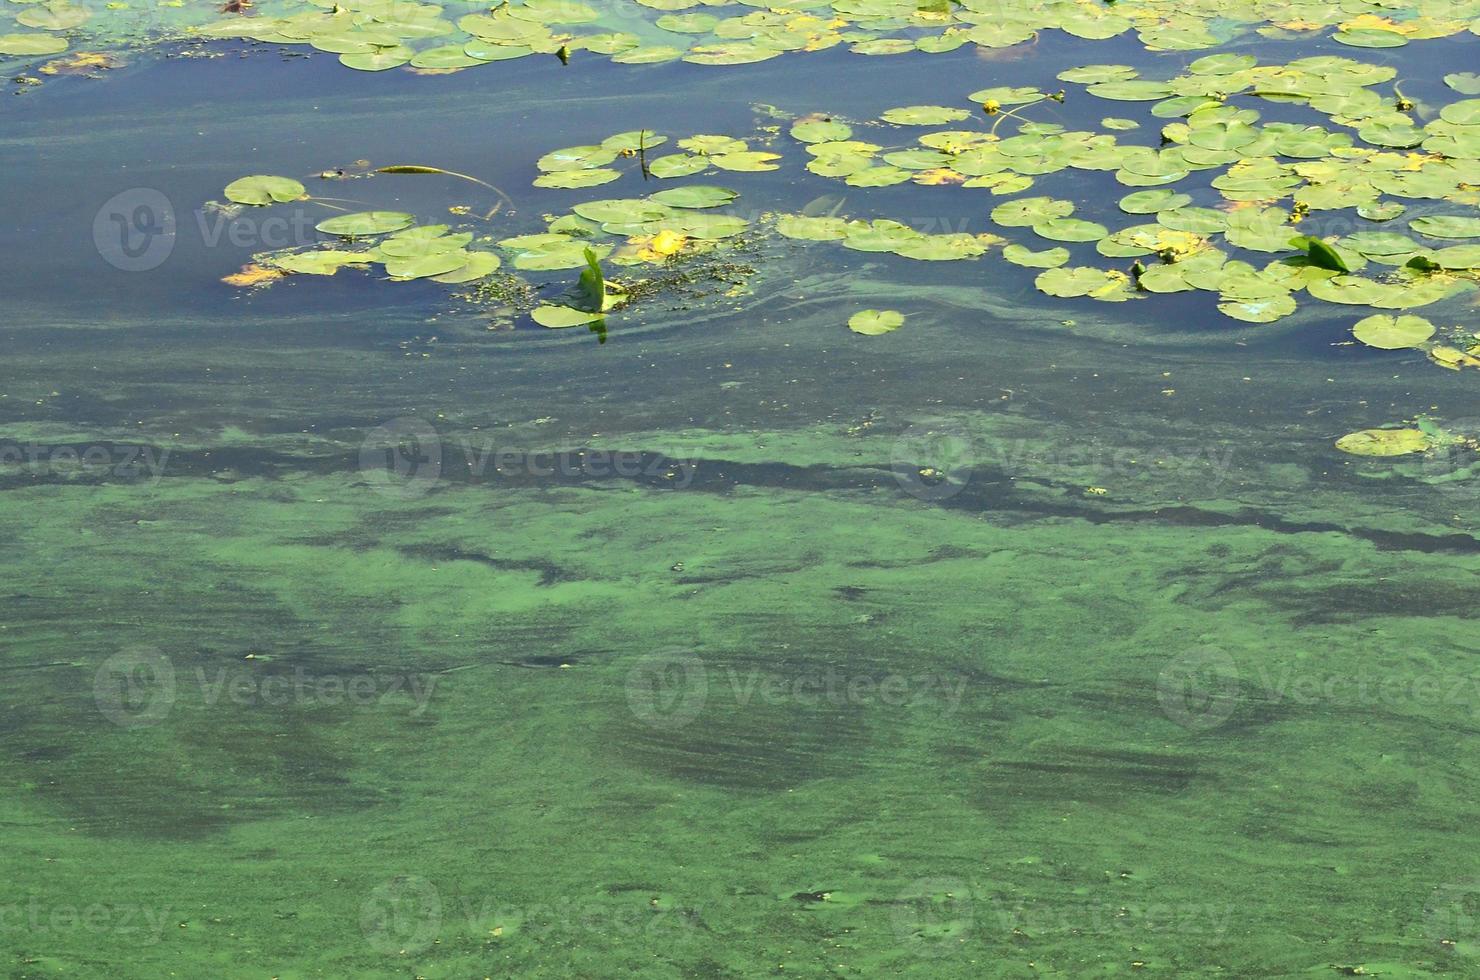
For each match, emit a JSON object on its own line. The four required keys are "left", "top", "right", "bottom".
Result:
{"left": 1351, "top": 314, "right": 1436, "bottom": 349}
{"left": 1336, "top": 428, "right": 1431, "bottom": 456}
{"left": 848, "top": 309, "right": 904, "bottom": 335}
{"left": 224, "top": 175, "right": 307, "bottom": 206}
{"left": 316, "top": 211, "right": 416, "bottom": 236}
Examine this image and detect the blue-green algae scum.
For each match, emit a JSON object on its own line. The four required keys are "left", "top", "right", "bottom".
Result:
{"left": 3, "top": 0, "right": 1480, "bottom": 974}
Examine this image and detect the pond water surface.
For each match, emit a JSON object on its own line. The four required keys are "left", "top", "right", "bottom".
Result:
{"left": 3, "top": 8, "right": 1480, "bottom": 977}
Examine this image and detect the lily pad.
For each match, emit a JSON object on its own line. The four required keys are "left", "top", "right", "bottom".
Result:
{"left": 881, "top": 105, "right": 971, "bottom": 126}
{"left": 1086, "top": 80, "right": 1175, "bottom": 101}
{"left": 709, "top": 151, "right": 781, "bottom": 172}
{"left": 1120, "top": 189, "right": 1192, "bottom": 214}
{"left": 571, "top": 199, "right": 672, "bottom": 225}
{"left": 385, "top": 250, "right": 472, "bottom": 280}
{"left": 1032, "top": 217, "right": 1108, "bottom": 243}
{"left": 648, "top": 185, "right": 739, "bottom": 209}
{"left": 340, "top": 45, "right": 415, "bottom": 71}
{"left": 224, "top": 175, "right": 306, "bottom": 206}
{"left": 270, "top": 250, "right": 367, "bottom": 275}
{"left": 991, "top": 197, "right": 1074, "bottom": 227}
{"left": 534, "top": 169, "right": 621, "bottom": 189}
{"left": 776, "top": 215, "right": 853, "bottom": 241}
{"left": 1357, "top": 201, "right": 1406, "bottom": 222}
{"left": 1002, "top": 244, "right": 1070, "bottom": 268}
{"left": 1036, "top": 266, "right": 1133, "bottom": 300}
{"left": 1431, "top": 245, "right": 1480, "bottom": 269}
{"left": 430, "top": 251, "right": 502, "bottom": 283}
{"left": 648, "top": 154, "right": 711, "bottom": 178}
{"left": 1410, "top": 216, "right": 1480, "bottom": 240}
{"left": 848, "top": 309, "right": 904, "bottom": 335}
{"left": 316, "top": 211, "right": 416, "bottom": 236}
{"left": 0, "top": 33, "right": 69, "bottom": 56}
{"left": 1218, "top": 292, "right": 1298, "bottom": 323}
{"left": 1335, "top": 428, "right": 1431, "bottom": 456}
{"left": 1351, "top": 314, "right": 1436, "bottom": 349}
{"left": 1444, "top": 73, "right": 1480, "bottom": 95}
{"left": 532, "top": 305, "right": 605, "bottom": 328}
{"left": 792, "top": 119, "right": 854, "bottom": 143}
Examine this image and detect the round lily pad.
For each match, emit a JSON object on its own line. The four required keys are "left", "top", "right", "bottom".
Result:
{"left": 1410, "top": 216, "right": 1480, "bottom": 240}
{"left": 1002, "top": 243, "right": 1070, "bottom": 268}
{"left": 532, "top": 305, "right": 604, "bottom": 328}
{"left": 271, "top": 250, "right": 366, "bottom": 275}
{"left": 791, "top": 119, "right": 853, "bottom": 143}
{"left": 1432, "top": 245, "right": 1480, "bottom": 269}
{"left": 1086, "top": 80, "right": 1175, "bottom": 101}
{"left": 340, "top": 46, "right": 414, "bottom": 71}
{"left": 1120, "top": 189, "right": 1192, "bottom": 214}
{"left": 1351, "top": 314, "right": 1436, "bottom": 349}
{"left": 316, "top": 211, "right": 416, "bottom": 236}
{"left": 880, "top": 105, "right": 971, "bottom": 126}
{"left": 648, "top": 154, "right": 711, "bottom": 179}
{"left": 534, "top": 169, "right": 621, "bottom": 189}
{"left": 991, "top": 197, "right": 1074, "bottom": 227}
{"left": 224, "top": 175, "right": 307, "bottom": 206}
{"left": 709, "top": 151, "right": 781, "bottom": 172}
{"left": 1444, "top": 73, "right": 1480, "bottom": 95}
{"left": 776, "top": 215, "right": 852, "bottom": 241}
{"left": 1335, "top": 428, "right": 1431, "bottom": 456}
{"left": 1032, "top": 217, "right": 1108, "bottom": 243}
{"left": 430, "top": 251, "right": 502, "bottom": 283}
{"left": 1439, "top": 100, "right": 1480, "bottom": 126}
{"left": 0, "top": 33, "right": 69, "bottom": 56}
{"left": 848, "top": 309, "right": 904, "bottom": 335}
{"left": 648, "top": 185, "right": 739, "bottom": 209}
{"left": 1358, "top": 201, "right": 1406, "bottom": 222}
{"left": 385, "top": 250, "right": 472, "bottom": 280}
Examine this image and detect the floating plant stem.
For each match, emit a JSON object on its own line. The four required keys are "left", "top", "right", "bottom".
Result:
{"left": 376, "top": 165, "right": 517, "bottom": 214}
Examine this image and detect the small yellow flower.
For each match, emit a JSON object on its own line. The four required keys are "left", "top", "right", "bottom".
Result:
{"left": 651, "top": 229, "right": 686, "bottom": 257}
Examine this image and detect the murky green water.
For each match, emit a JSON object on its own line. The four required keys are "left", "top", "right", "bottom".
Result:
{"left": 4, "top": 14, "right": 1480, "bottom": 978}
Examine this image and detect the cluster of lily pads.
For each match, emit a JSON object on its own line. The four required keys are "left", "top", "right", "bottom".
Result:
{"left": 7, "top": 0, "right": 1480, "bottom": 72}
{"left": 763, "top": 56, "right": 1480, "bottom": 326}
{"left": 204, "top": 47, "right": 1480, "bottom": 462}
{"left": 217, "top": 133, "right": 759, "bottom": 327}
{"left": 535, "top": 129, "right": 779, "bottom": 189}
